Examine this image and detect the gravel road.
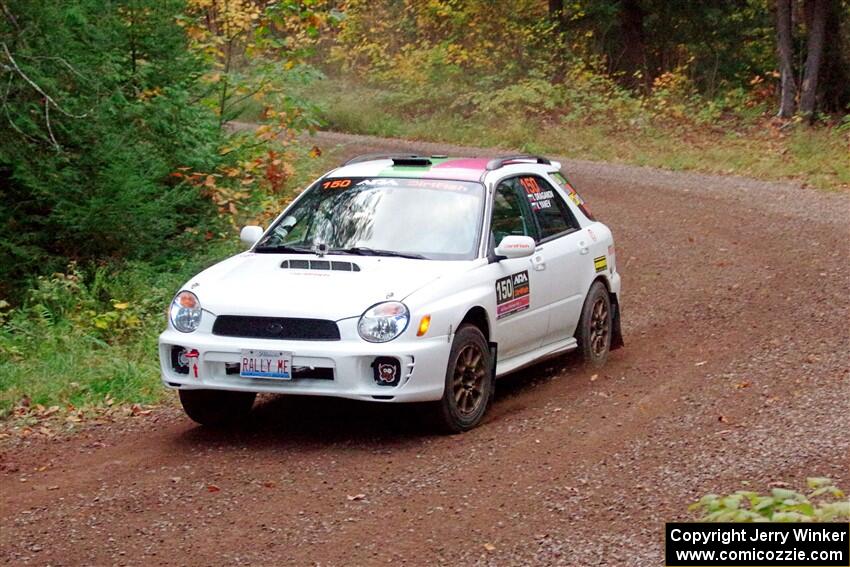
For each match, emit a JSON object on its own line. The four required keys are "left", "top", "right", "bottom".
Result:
{"left": 2, "top": 131, "right": 849, "bottom": 566}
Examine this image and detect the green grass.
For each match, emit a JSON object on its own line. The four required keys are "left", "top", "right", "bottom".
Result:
{"left": 0, "top": 252, "right": 230, "bottom": 418}
{"left": 307, "top": 78, "right": 850, "bottom": 192}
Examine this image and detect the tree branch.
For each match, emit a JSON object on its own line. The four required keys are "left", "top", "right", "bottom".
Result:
{"left": 0, "top": 1, "right": 20, "bottom": 33}
{"left": 44, "top": 98, "right": 60, "bottom": 151}
{"left": 1, "top": 41, "right": 89, "bottom": 119}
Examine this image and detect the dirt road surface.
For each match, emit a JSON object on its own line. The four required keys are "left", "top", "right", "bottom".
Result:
{"left": 2, "top": 132, "right": 849, "bottom": 566}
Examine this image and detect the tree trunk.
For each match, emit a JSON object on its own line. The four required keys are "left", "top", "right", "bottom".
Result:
{"left": 799, "top": 0, "right": 828, "bottom": 120}
{"left": 619, "top": 0, "right": 650, "bottom": 92}
{"left": 548, "top": 0, "right": 568, "bottom": 82}
{"left": 548, "top": 0, "right": 568, "bottom": 39}
{"left": 817, "top": 0, "right": 850, "bottom": 113}
{"left": 548, "top": 0, "right": 565, "bottom": 29}
{"left": 775, "top": 0, "right": 796, "bottom": 117}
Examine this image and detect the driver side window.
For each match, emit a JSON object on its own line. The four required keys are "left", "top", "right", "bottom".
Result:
{"left": 490, "top": 179, "right": 538, "bottom": 250}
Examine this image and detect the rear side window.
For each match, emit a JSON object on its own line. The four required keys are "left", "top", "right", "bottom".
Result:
{"left": 516, "top": 175, "right": 580, "bottom": 240}
{"left": 551, "top": 172, "right": 595, "bottom": 221}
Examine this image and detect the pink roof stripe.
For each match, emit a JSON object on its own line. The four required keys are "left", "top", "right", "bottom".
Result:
{"left": 433, "top": 158, "right": 490, "bottom": 171}
{"left": 422, "top": 158, "right": 490, "bottom": 181}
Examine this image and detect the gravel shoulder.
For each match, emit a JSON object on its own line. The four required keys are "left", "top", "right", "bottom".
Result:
{"left": 2, "top": 131, "right": 849, "bottom": 566}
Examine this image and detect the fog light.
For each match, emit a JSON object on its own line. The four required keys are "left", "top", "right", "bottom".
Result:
{"left": 372, "top": 357, "right": 401, "bottom": 387}
{"left": 171, "top": 346, "right": 190, "bottom": 375}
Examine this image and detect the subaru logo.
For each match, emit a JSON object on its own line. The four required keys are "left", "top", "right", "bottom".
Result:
{"left": 266, "top": 322, "right": 284, "bottom": 335}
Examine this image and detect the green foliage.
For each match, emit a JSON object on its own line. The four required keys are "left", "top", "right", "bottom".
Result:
{"left": 0, "top": 0, "right": 333, "bottom": 300}
{"left": 0, "top": 139, "right": 341, "bottom": 419}
{"left": 0, "top": 258, "right": 203, "bottom": 416}
{"left": 691, "top": 478, "right": 850, "bottom": 522}
{"left": 0, "top": 0, "right": 337, "bottom": 418}
{"left": 0, "top": 0, "right": 226, "bottom": 297}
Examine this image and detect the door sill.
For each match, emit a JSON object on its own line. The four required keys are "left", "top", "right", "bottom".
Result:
{"left": 495, "top": 337, "right": 577, "bottom": 378}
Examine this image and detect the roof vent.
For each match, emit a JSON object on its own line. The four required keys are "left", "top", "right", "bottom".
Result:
{"left": 281, "top": 259, "right": 360, "bottom": 272}
{"left": 391, "top": 157, "right": 432, "bottom": 167}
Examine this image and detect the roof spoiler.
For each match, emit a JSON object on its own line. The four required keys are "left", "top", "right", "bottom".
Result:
{"left": 485, "top": 155, "right": 552, "bottom": 170}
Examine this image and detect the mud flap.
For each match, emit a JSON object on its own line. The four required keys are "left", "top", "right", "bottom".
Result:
{"left": 488, "top": 342, "right": 498, "bottom": 400}
{"left": 610, "top": 297, "right": 624, "bottom": 350}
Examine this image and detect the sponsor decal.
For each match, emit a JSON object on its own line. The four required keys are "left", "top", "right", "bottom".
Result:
{"left": 587, "top": 227, "right": 597, "bottom": 241}
{"left": 184, "top": 349, "right": 200, "bottom": 378}
{"left": 355, "top": 178, "right": 399, "bottom": 187}
{"left": 552, "top": 172, "right": 596, "bottom": 220}
{"left": 377, "top": 363, "right": 397, "bottom": 384}
{"left": 594, "top": 255, "right": 608, "bottom": 273}
{"left": 404, "top": 179, "right": 470, "bottom": 192}
{"left": 495, "top": 270, "right": 531, "bottom": 319}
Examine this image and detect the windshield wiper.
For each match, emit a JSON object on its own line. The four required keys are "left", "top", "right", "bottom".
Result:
{"left": 253, "top": 244, "right": 313, "bottom": 254}
{"left": 331, "top": 247, "right": 427, "bottom": 260}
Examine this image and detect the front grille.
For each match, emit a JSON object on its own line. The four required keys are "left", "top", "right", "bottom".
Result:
{"left": 212, "top": 315, "right": 341, "bottom": 341}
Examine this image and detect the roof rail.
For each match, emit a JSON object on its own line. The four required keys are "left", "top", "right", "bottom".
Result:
{"left": 485, "top": 155, "right": 551, "bottom": 170}
{"left": 343, "top": 153, "right": 432, "bottom": 166}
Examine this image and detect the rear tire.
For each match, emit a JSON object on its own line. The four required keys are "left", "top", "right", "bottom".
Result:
{"left": 430, "top": 325, "right": 493, "bottom": 433}
{"left": 178, "top": 389, "right": 256, "bottom": 427}
{"left": 576, "top": 281, "right": 612, "bottom": 368}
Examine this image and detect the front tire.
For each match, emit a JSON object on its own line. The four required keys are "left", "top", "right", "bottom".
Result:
{"left": 576, "top": 281, "right": 612, "bottom": 367}
{"left": 178, "top": 389, "right": 256, "bottom": 427}
{"left": 430, "top": 325, "right": 493, "bottom": 433}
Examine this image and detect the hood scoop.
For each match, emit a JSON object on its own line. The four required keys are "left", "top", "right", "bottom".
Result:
{"left": 281, "top": 259, "right": 361, "bottom": 272}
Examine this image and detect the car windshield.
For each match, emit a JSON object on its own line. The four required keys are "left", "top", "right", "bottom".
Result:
{"left": 255, "top": 177, "right": 485, "bottom": 260}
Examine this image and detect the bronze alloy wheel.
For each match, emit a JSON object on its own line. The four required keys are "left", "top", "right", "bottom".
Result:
{"left": 452, "top": 344, "right": 487, "bottom": 415}
{"left": 578, "top": 281, "right": 612, "bottom": 367}
{"left": 590, "top": 297, "right": 610, "bottom": 357}
{"left": 432, "top": 324, "right": 493, "bottom": 433}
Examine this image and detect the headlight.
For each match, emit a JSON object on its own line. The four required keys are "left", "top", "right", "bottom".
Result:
{"left": 170, "top": 291, "right": 202, "bottom": 333}
{"left": 358, "top": 301, "right": 409, "bottom": 343}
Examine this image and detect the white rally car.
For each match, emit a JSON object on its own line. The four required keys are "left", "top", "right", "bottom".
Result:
{"left": 159, "top": 154, "right": 622, "bottom": 431}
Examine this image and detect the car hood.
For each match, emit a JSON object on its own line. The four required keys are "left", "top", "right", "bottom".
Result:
{"left": 187, "top": 252, "right": 474, "bottom": 320}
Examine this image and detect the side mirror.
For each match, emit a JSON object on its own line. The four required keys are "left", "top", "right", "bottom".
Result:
{"left": 240, "top": 225, "right": 264, "bottom": 248}
{"left": 494, "top": 235, "right": 536, "bottom": 259}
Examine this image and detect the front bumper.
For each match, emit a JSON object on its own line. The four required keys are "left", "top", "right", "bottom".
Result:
{"left": 158, "top": 326, "right": 452, "bottom": 403}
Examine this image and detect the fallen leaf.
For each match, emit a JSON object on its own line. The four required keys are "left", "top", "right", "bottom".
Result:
{"left": 130, "top": 404, "right": 152, "bottom": 416}
{"left": 695, "top": 361, "right": 707, "bottom": 367}
{"left": 47, "top": 485, "right": 59, "bottom": 491}
{"left": 483, "top": 543, "right": 496, "bottom": 552}
{"left": 347, "top": 493, "right": 366, "bottom": 501}
{"left": 734, "top": 381, "right": 751, "bottom": 389}
{"left": 718, "top": 415, "right": 729, "bottom": 423}
{"left": 206, "top": 484, "right": 221, "bottom": 493}
{"left": 590, "top": 374, "right": 598, "bottom": 381}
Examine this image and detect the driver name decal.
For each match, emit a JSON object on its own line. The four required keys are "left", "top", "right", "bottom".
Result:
{"left": 520, "top": 176, "right": 555, "bottom": 210}
{"left": 496, "top": 271, "right": 530, "bottom": 319}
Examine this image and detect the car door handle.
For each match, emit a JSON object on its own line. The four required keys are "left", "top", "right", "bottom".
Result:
{"left": 577, "top": 240, "right": 589, "bottom": 255}
{"left": 532, "top": 254, "right": 546, "bottom": 271}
